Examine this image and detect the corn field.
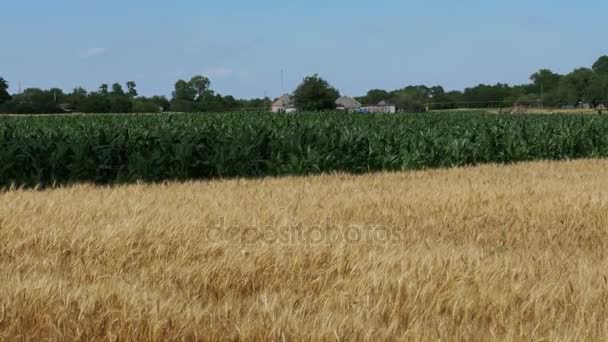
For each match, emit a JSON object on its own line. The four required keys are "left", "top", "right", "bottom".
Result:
{"left": 1, "top": 111, "right": 608, "bottom": 187}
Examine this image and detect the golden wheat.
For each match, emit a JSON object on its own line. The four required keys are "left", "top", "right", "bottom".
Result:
{"left": 2, "top": 160, "right": 608, "bottom": 341}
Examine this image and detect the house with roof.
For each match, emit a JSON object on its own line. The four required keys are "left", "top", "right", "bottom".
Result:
{"left": 335, "top": 96, "right": 362, "bottom": 111}
{"left": 271, "top": 95, "right": 296, "bottom": 113}
{"left": 362, "top": 100, "right": 397, "bottom": 114}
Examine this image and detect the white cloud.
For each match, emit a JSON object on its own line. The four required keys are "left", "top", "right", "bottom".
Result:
{"left": 79, "top": 47, "right": 107, "bottom": 58}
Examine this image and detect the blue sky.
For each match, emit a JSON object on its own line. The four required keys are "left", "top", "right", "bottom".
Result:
{"left": 2, "top": 0, "right": 607, "bottom": 98}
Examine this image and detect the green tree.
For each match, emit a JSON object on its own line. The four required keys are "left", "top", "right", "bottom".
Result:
{"left": 133, "top": 99, "right": 159, "bottom": 113}
{"left": 188, "top": 76, "right": 211, "bottom": 100}
{"left": 80, "top": 93, "right": 111, "bottom": 113}
{"left": 99, "top": 84, "right": 109, "bottom": 95}
{"left": 198, "top": 91, "right": 231, "bottom": 112}
{"left": 462, "top": 83, "right": 513, "bottom": 107}
{"left": 111, "top": 83, "right": 125, "bottom": 96}
{"left": 239, "top": 97, "right": 271, "bottom": 110}
{"left": 109, "top": 95, "right": 133, "bottom": 112}
{"left": 359, "top": 89, "right": 390, "bottom": 105}
{"left": 557, "top": 68, "right": 593, "bottom": 105}
{"left": 3, "top": 88, "right": 62, "bottom": 114}
{"left": 0, "top": 77, "right": 11, "bottom": 104}
{"left": 170, "top": 99, "right": 196, "bottom": 112}
{"left": 170, "top": 76, "right": 213, "bottom": 112}
{"left": 172, "top": 80, "right": 196, "bottom": 102}
{"left": 132, "top": 96, "right": 168, "bottom": 113}
{"left": 429, "top": 86, "right": 445, "bottom": 98}
{"left": 148, "top": 96, "right": 170, "bottom": 111}
{"left": 49, "top": 88, "right": 65, "bottom": 104}
{"left": 66, "top": 87, "right": 88, "bottom": 111}
{"left": 171, "top": 79, "right": 197, "bottom": 112}
{"left": 293, "top": 74, "right": 340, "bottom": 111}
{"left": 126, "top": 81, "right": 138, "bottom": 98}
{"left": 592, "top": 56, "right": 608, "bottom": 75}
{"left": 585, "top": 75, "right": 608, "bottom": 106}
{"left": 530, "top": 69, "right": 562, "bottom": 93}
{"left": 429, "top": 86, "right": 459, "bottom": 109}
{"left": 394, "top": 85, "right": 433, "bottom": 109}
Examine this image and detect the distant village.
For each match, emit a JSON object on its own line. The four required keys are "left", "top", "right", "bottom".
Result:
{"left": 270, "top": 93, "right": 607, "bottom": 114}
{"left": 271, "top": 95, "right": 396, "bottom": 114}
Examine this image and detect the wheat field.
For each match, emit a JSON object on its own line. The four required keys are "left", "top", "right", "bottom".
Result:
{"left": 2, "top": 160, "right": 608, "bottom": 341}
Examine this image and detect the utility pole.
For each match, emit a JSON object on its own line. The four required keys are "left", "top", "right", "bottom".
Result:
{"left": 280, "top": 69, "right": 284, "bottom": 94}
{"left": 18, "top": 81, "right": 22, "bottom": 94}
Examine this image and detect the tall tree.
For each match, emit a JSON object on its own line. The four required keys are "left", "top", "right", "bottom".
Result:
{"left": 111, "top": 83, "right": 125, "bottom": 96}
{"left": 530, "top": 69, "right": 562, "bottom": 93}
{"left": 293, "top": 74, "right": 340, "bottom": 111}
{"left": 557, "top": 68, "right": 593, "bottom": 105}
{"left": 0, "top": 77, "right": 11, "bottom": 104}
{"left": 188, "top": 76, "right": 211, "bottom": 100}
{"left": 585, "top": 75, "right": 608, "bottom": 106}
{"left": 126, "top": 81, "right": 138, "bottom": 98}
{"left": 172, "top": 80, "right": 196, "bottom": 101}
{"left": 66, "top": 87, "right": 88, "bottom": 111}
{"left": 99, "top": 84, "right": 109, "bottom": 95}
{"left": 592, "top": 56, "right": 608, "bottom": 75}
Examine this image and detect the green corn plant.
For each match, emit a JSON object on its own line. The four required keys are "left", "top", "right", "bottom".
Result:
{"left": 2, "top": 111, "right": 608, "bottom": 188}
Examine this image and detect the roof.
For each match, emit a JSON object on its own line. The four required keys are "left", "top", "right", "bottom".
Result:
{"left": 336, "top": 96, "right": 362, "bottom": 109}
{"left": 377, "top": 100, "right": 395, "bottom": 106}
{"left": 272, "top": 94, "right": 295, "bottom": 108}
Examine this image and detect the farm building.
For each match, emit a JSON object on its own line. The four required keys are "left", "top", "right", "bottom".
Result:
{"left": 335, "top": 96, "right": 362, "bottom": 111}
{"left": 271, "top": 95, "right": 296, "bottom": 113}
{"left": 362, "top": 100, "right": 397, "bottom": 114}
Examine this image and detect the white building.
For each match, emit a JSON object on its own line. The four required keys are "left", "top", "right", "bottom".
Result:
{"left": 362, "top": 100, "right": 396, "bottom": 114}
{"left": 271, "top": 95, "right": 296, "bottom": 113}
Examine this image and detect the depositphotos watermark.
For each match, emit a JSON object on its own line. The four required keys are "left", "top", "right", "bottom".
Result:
{"left": 205, "top": 218, "right": 407, "bottom": 246}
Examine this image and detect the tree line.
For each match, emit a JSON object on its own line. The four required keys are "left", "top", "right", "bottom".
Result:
{"left": 291, "top": 55, "right": 608, "bottom": 112}
{"left": 354, "top": 55, "right": 608, "bottom": 112}
{"left": 1, "top": 55, "right": 607, "bottom": 114}
{"left": 0, "top": 76, "right": 271, "bottom": 114}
